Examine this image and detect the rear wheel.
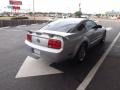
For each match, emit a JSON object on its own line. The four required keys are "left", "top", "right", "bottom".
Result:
{"left": 76, "top": 44, "right": 87, "bottom": 62}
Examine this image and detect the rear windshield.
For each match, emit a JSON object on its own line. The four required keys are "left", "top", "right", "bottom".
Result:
{"left": 41, "top": 19, "right": 79, "bottom": 32}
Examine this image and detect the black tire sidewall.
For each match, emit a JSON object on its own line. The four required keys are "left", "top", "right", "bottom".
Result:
{"left": 76, "top": 44, "right": 86, "bottom": 62}
{"left": 101, "top": 32, "right": 106, "bottom": 43}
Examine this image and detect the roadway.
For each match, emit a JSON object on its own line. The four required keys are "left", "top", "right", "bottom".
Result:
{"left": 0, "top": 20, "right": 119, "bottom": 90}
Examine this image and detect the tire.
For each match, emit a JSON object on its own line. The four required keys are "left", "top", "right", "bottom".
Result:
{"left": 100, "top": 32, "right": 106, "bottom": 43}
{"left": 76, "top": 43, "right": 87, "bottom": 62}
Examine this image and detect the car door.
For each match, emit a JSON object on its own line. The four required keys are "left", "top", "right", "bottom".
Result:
{"left": 88, "top": 20, "right": 103, "bottom": 43}
{"left": 84, "top": 20, "right": 97, "bottom": 45}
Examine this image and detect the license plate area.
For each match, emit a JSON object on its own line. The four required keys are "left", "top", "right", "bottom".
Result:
{"left": 34, "top": 49, "right": 40, "bottom": 55}
{"left": 32, "top": 36, "right": 48, "bottom": 47}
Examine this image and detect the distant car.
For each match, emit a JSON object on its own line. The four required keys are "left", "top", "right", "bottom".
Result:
{"left": 110, "top": 16, "right": 117, "bottom": 20}
{"left": 81, "top": 15, "right": 89, "bottom": 19}
{"left": 25, "top": 18, "right": 106, "bottom": 62}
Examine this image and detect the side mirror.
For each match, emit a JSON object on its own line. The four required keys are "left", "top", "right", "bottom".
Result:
{"left": 97, "top": 25, "right": 102, "bottom": 28}
{"left": 93, "top": 25, "right": 102, "bottom": 29}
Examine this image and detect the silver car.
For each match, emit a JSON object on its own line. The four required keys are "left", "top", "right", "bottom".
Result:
{"left": 25, "top": 18, "right": 106, "bottom": 62}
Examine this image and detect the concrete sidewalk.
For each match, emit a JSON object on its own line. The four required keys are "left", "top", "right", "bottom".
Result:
{"left": 86, "top": 36, "right": 120, "bottom": 90}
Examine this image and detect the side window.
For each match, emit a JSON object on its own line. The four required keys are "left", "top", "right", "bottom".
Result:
{"left": 85, "top": 21, "right": 96, "bottom": 30}
{"left": 76, "top": 24, "right": 85, "bottom": 31}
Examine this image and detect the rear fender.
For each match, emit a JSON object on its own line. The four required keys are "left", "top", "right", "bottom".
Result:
{"left": 73, "top": 36, "right": 89, "bottom": 57}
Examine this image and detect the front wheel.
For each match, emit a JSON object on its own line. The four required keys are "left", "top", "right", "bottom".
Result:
{"left": 76, "top": 44, "right": 87, "bottom": 62}
{"left": 101, "top": 32, "right": 106, "bottom": 43}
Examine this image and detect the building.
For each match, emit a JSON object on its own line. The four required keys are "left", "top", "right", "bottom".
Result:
{"left": 106, "top": 10, "right": 120, "bottom": 17}
{"left": 100, "top": 10, "right": 120, "bottom": 19}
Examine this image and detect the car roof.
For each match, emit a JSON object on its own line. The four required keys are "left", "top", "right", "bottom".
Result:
{"left": 39, "top": 18, "right": 87, "bottom": 33}
{"left": 55, "top": 18, "right": 87, "bottom": 24}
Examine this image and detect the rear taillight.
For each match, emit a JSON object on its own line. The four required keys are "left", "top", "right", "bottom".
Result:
{"left": 27, "top": 34, "right": 32, "bottom": 42}
{"left": 48, "top": 39, "right": 61, "bottom": 49}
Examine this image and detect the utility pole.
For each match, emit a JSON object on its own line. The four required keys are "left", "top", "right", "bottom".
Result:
{"left": 79, "top": 3, "right": 81, "bottom": 13}
{"left": 79, "top": 2, "right": 82, "bottom": 17}
{"left": 33, "top": 0, "right": 35, "bottom": 20}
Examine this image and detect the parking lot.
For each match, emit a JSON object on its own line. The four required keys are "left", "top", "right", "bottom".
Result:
{"left": 0, "top": 20, "right": 120, "bottom": 90}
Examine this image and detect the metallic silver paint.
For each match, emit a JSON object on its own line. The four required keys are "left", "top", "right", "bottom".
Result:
{"left": 25, "top": 18, "right": 106, "bottom": 62}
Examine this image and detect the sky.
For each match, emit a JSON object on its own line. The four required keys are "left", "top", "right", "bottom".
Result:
{"left": 0, "top": 0, "right": 120, "bottom": 14}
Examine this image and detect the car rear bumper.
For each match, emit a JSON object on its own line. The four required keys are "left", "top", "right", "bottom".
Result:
{"left": 25, "top": 40, "right": 69, "bottom": 62}
{"left": 25, "top": 40, "right": 63, "bottom": 53}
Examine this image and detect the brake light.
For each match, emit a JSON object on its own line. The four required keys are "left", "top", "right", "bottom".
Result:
{"left": 27, "top": 34, "right": 32, "bottom": 42}
{"left": 48, "top": 39, "right": 61, "bottom": 49}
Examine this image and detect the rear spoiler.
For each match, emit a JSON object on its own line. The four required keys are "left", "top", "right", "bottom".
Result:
{"left": 27, "top": 30, "right": 71, "bottom": 40}
{"left": 27, "top": 30, "right": 36, "bottom": 34}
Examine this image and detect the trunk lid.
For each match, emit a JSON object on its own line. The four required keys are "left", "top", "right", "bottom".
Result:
{"left": 29, "top": 30, "right": 73, "bottom": 49}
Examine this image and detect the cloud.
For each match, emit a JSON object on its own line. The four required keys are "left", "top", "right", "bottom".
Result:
{"left": 0, "top": 0, "right": 120, "bottom": 13}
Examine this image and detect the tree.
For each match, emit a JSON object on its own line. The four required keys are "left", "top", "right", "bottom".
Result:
{"left": 28, "top": 12, "right": 33, "bottom": 16}
{"left": 95, "top": 14, "right": 101, "bottom": 18}
{"left": 74, "top": 11, "right": 82, "bottom": 18}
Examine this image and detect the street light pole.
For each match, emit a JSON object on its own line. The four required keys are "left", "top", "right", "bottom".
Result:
{"left": 79, "top": 3, "right": 81, "bottom": 13}
{"left": 33, "top": 0, "right": 35, "bottom": 20}
{"left": 79, "top": 2, "right": 82, "bottom": 17}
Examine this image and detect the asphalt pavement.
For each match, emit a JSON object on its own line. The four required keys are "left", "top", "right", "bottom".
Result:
{"left": 0, "top": 20, "right": 120, "bottom": 90}
{"left": 86, "top": 26, "right": 120, "bottom": 90}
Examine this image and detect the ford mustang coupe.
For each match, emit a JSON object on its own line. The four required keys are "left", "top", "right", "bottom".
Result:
{"left": 25, "top": 18, "right": 106, "bottom": 62}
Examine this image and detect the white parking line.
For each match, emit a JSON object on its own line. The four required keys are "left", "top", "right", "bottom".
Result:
{"left": 0, "top": 26, "right": 10, "bottom": 29}
{"left": 77, "top": 32, "right": 120, "bottom": 90}
{"left": 16, "top": 25, "right": 27, "bottom": 28}
{"left": 16, "top": 56, "right": 63, "bottom": 78}
{"left": 19, "top": 25, "right": 27, "bottom": 27}
{"left": 31, "top": 24, "right": 38, "bottom": 25}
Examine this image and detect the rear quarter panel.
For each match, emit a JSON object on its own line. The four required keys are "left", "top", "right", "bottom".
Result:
{"left": 63, "top": 32, "right": 89, "bottom": 58}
